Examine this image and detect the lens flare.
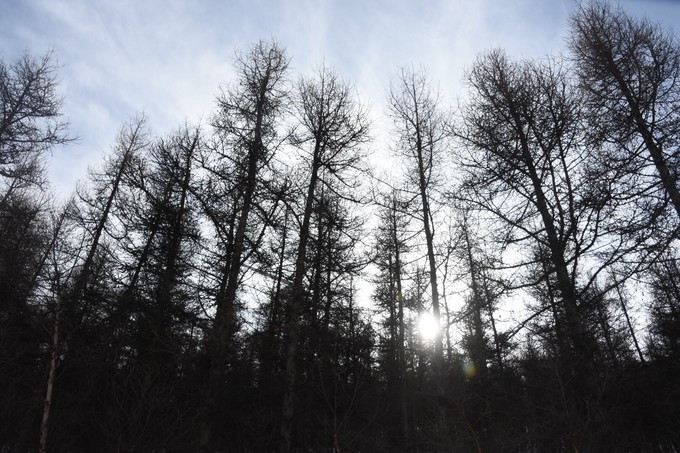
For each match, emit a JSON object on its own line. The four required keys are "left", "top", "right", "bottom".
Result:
{"left": 463, "top": 362, "right": 477, "bottom": 379}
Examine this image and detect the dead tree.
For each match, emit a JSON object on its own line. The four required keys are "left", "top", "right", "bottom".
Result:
{"left": 280, "top": 65, "right": 369, "bottom": 452}
{"left": 388, "top": 67, "right": 450, "bottom": 383}
{"left": 570, "top": 1, "right": 680, "bottom": 222}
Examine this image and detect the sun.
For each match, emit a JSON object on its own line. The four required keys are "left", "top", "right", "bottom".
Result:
{"left": 417, "top": 312, "right": 440, "bottom": 341}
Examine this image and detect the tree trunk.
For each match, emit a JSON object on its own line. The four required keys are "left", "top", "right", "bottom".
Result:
{"left": 606, "top": 53, "right": 680, "bottom": 219}
{"left": 212, "top": 72, "right": 270, "bottom": 368}
{"left": 39, "top": 118, "right": 144, "bottom": 452}
{"left": 390, "top": 196, "right": 408, "bottom": 442}
{"left": 513, "top": 108, "right": 593, "bottom": 369}
{"left": 463, "top": 221, "right": 488, "bottom": 378}
{"left": 39, "top": 289, "right": 60, "bottom": 453}
{"left": 481, "top": 270, "right": 504, "bottom": 370}
{"left": 281, "top": 140, "right": 322, "bottom": 452}
{"left": 261, "top": 207, "right": 289, "bottom": 378}
{"left": 614, "top": 282, "right": 645, "bottom": 363}
{"left": 148, "top": 131, "right": 197, "bottom": 367}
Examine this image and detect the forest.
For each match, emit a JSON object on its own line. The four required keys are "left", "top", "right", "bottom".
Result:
{"left": 1, "top": 2, "right": 680, "bottom": 452}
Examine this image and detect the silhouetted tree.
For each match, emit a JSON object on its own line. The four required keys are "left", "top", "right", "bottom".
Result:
{"left": 0, "top": 51, "right": 69, "bottom": 195}
{"left": 456, "top": 50, "right": 635, "bottom": 449}
{"left": 39, "top": 116, "right": 147, "bottom": 453}
{"left": 373, "top": 189, "right": 410, "bottom": 444}
{"left": 281, "top": 65, "right": 369, "bottom": 452}
{"left": 571, "top": 1, "right": 680, "bottom": 226}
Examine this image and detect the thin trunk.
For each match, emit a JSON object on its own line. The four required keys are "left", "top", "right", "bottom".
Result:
{"left": 391, "top": 196, "right": 408, "bottom": 442}
{"left": 547, "top": 273, "right": 568, "bottom": 358}
{"left": 27, "top": 202, "right": 69, "bottom": 300}
{"left": 512, "top": 106, "right": 593, "bottom": 368}
{"left": 281, "top": 139, "right": 322, "bottom": 452}
{"left": 662, "top": 260, "right": 680, "bottom": 319}
{"left": 321, "top": 232, "right": 334, "bottom": 374}
{"left": 323, "top": 235, "right": 333, "bottom": 332}
{"left": 39, "top": 291, "right": 60, "bottom": 453}
{"left": 213, "top": 207, "right": 237, "bottom": 320}
{"left": 606, "top": 54, "right": 680, "bottom": 219}
{"left": 206, "top": 72, "right": 271, "bottom": 449}
{"left": 406, "top": 86, "right": 443, "bottom": 368}
{"left": 262, "top": 207, "right": 289, "bottom": 377}
{"left": 416, "top": 150, "right": 443, "bottom": 365}
{"left": 310, "top": 207, "right": 324, "bottom": 351}
{"left": 109, "top": 197, "right": 165, "bottom": 354}
{"left": 149, "top": 134, "right": 196, "bottom": 365}
{"left": 595, "top": 300, "right": 618, "bottom": 366}
{"left": 156, "top": 139, "right": 195, "bottom": 300}
{"left": 443, "top": 300, "right": 453, "bottom": 362}
{"left": 441, "top": 244, "right": 454, "bottom": 364}
{"left": 347, "top": 278, "right": 355, "bottom": 382}
{"left": 39, "top": 120, "right": 143, "bottom": 452}
{"left": 412, "top": 126, "right": 446, "bottom": 438}
{"left": 213, "top": 72, "right": 270, "bottom": 361}
{"left": 481, "top": 270, "right": 503, "bottom": 370}
{"left": 76, "top": 121, "right": 143, "bottom": 297}
{"left": 614, "top": 282, "right": 645, "bottom": 363}
{"left": 463, "top": 222, "right": 487, "bottom": 377}
{"left": 388, "top": 256, "right": 397, "bottom": 373}
{"left": 123, "top": 194, "right": 166, "bottom": 298}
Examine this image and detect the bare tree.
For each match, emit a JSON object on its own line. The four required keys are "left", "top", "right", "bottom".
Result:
{"left": 280, "top": 65, "right": 369, "bottom": 452}
{"left": 210, "top": 39, "right": 289, "bottom": 357}
{"left": 39, "top": 116, "right": 147, "bottom": 453}
{"left": 195, "top": 40, "right": 289, "bottom": 448}
{"left": 388, "top": 67, "right": 450, "bottom": 381}
{"left": 373, "top": 189, "right": 410, "bottom": 442}
{"left": 0, "top": 51, "right": 70, "bottom": 197}
{"left": 459, "top": 212, "right": 489, "bottom": 379}
{"left": 570, "top": 1, "right": 680, "bottom": 223}
{"left": 457, "top": 50, "right": 597, "bottom": 374}
{"left": 0, "top": 54, "right": 71, "bottom": 415}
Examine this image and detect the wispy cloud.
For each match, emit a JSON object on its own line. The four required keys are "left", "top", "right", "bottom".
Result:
{"left": 1, "top": 0, "right": 678, "bottom": 197}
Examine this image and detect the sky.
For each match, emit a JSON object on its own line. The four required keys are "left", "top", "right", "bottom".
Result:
{"left": 2, "top": 0, "right": 680, "bottom": 331}
{"left": 3, "top": 0, "right": 680, "bottom": 199}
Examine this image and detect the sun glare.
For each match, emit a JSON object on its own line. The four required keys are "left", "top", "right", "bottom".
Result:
{"left": 418, "top": 312, "right": 439, "bottom": 341}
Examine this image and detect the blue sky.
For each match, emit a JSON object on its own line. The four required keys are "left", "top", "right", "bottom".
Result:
{"left": 2, "top": 0, "right": 680, "bottom": 198}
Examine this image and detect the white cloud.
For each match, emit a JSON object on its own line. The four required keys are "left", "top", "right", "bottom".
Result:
{"left": 1, "top": 0, "right": 678, "bottom": 197}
